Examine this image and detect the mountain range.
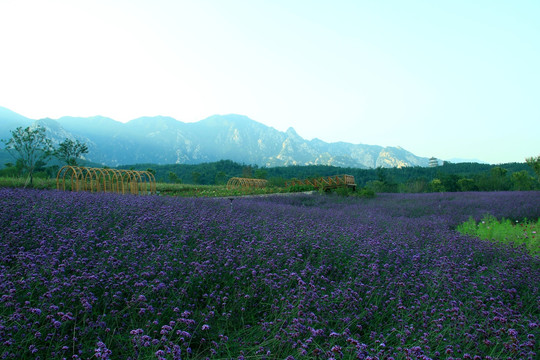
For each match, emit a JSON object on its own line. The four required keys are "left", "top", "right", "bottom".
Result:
{"left": 0, "top": 106, "right": 430, "bottom": 168}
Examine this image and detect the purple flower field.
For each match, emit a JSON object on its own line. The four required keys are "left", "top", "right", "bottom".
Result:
{"left": 1, "top": 188, "right": 539, "bottom": 359}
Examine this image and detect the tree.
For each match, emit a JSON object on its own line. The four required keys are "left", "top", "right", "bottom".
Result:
{"left": 254, "top": 169, "right": 267, "bottom": 179}
{"left": 490, "top": 166, "right": 510, "bottom": 190}
{"left": 457, "top": 178, "right": 477, "bottom": 192}
{"left": 54, "top": 138, "right": 89, "bottom": 166}
{"left": 2, "top": 126, "right": 53, "bottom": 186}
{"left": 511, "top": 170, "right": 535, "bottom": 191}
{"left": 0, "top": 160, "right": 24, "bottom": 178}
{"left": 242, "top": 166, "right": 253, "bottom": 178}
{"left": 168, "top": 171, "right": 181, "bottom": 184}
{"left": 191, "top": 171, "right": 201, "bottom": 184}
{"left": 429, "top": 178, "right": 445, "bottom": 192}
{"left": 525, "top": 155, "right": 540, "bottom": 180}
{"left": 214, "top": 171, "right": 227, "bottom": 185}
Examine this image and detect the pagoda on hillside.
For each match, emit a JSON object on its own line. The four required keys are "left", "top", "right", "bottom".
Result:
{"left": 429, "top": 157, "right": 438, "bottom": 167}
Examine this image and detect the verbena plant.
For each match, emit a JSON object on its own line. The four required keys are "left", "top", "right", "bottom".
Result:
{"left": 1, "top": 190, "right": 538, "bottom": 359}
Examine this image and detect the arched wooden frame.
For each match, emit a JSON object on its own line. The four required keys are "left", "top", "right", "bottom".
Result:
{"left": 140, "top": 171, "right": 157, "bottom": 194}
{"left": 57, "top": 166, "right": 82, "bottom": 191}
{"left": 107, "top": 168, "right": 123, "bottom": 193}
{"left": 121, "top": 170, "right": 145, "bottom": 195}
{"left": 285, "top": 174, "right": 356, "bottom": 191}
{"left": 56, "top": 166, "right": 156, "bottom": 195}
{"left": 93, "top": 168, "right": 110, "bottom": 192}
{"left": 83, "top": 167, "right": 100, "bottom": 192}
{"left": 226, "top": 177, "right": 268, "bottom": 190}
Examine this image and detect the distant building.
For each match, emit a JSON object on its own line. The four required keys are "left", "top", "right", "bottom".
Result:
{"left": 429, "top": 157, "right": 438, "bottom": 167}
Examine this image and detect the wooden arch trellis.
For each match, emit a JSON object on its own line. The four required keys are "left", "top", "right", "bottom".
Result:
{"left": 226, "top": 177, "right": 268, "bottom": 190}
{"left": 56, "top": 166, "right": 156, "bottom": 195}
{"left": 286, "top": 174, "right": 357, "bottom": 191}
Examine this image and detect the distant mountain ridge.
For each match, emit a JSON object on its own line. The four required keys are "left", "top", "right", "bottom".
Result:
{"left": 0, "top": 106, "right": 430, "bottom": 168}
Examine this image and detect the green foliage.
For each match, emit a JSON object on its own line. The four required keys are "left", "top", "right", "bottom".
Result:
{"left": 1, "top": 126, "right": 54, "bottom": 186}
{"left": 439, "top": 173, "right": 460, "bottom": 192}
{"left": 0, "top": 159, "right": 24, "bottom": 177}
{"left": 331, "top": 186, "right": 375, "bottom": 198}
{"left": 191, "top": 171, "right": 201, "bottom": 184}
{"left": 267, "top": 176, "right": 287, "bottom": 187}
{"left": 356, "top": 187, "right": 375, "bottom": 198}
{"left": 400, "top": 178, "right": 430, "bottom": 193}
{"left": 242, "top": 165, "right": 253, "bottom": 178}
{"left": 214, "top": 171, "right": 227, "bottom": 185}
{"left": 429, "top": 178, "right": 445, "bottom": 192}
{"left": 286, "top": 184, "right": 317, "bottom": 193}
{"left": 511, "top": 170, "right": 535, "bottom": 190}
{"left": 0, "top": 176, "right": 57, "bottom": 189}
{"left": 168, "top": 171, "right": 182, "bottom": 184}
{"left": 156, "top": 183, "right": 281, "bottom": 197}
{"left": 333, "top": 186, "right": 351, "bottom": 196}
{"left": 457, "top": 178, "right": 477, "bottom": 192}
{"left": 254, "top": 168, "right": 267, "bottom": 179}
{"left": 54, "top": 138, "right": 88, "bottom": 166}
{"left": 2, "top": 150, "right": 537, "bottom": 193}
{"left": 525, "top": 155, "right": 540, "bottom": 182}
{"left": 525, "top": 155, "right": 540, "bottom": 173}
{"left": 119, "top": 159, "right": 539, "bottom": 192}
{"left": 457, "top": 215, "right": 539, "bottom": 256}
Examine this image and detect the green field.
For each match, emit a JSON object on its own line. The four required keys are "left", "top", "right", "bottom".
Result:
{"left": 458, "top": 215, "right": 539, "bottom": 256}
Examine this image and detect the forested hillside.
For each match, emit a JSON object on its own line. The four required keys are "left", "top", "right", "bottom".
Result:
{"left": 123, "top": 160, "right": 538, "bottom": 192}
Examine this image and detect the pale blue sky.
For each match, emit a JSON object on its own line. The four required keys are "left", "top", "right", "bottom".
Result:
{"left": 1, "top": 0, "right": 538, "bottom": 164}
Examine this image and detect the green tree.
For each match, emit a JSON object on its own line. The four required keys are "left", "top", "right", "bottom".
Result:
{"left": 2, "top": 126, "right": 53, "bottom": 186}
{"left": 440, "top": 173, "right": 461, "bottom": 192}
{"left": 214, "top": 171, "right": 227, "bottom": 185}
{"left": 511, "top": 170, "right": 535, "bottom": 190}
{"left": 0, "top": 160, "right": 24, "bottom": 177}
{"left": 490, "top": 166, "right": 510, "bottom": 190}
{"left": 54, "top": 138, "right": 88, "bottom": 166}
{"left": 429, "top": 178, "right": 445, "bottom": 192}
{"left": 457, "top": 178, "right": 477, "bottom": 192}
{"left": 254, "top": 169, "right": 267, "bottom": 179}
{"left": 525, "top": 155, "right": 540, "bottom": 180}
{"left": 402, "top": 178, "right": 429, "bottom": 193}
{"left": 242, "top": 166, "right": 253, "bottom": 178}
{"left": 168, "top": 171, "right": 181, "bottom": 184}
{"left": 191, "top": 171, "right": 201, "bottom": 184}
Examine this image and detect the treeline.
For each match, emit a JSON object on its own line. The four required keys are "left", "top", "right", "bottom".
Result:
{"left": 122, "top": 159, "right": 539, "bottom": 192}
{"left": 1, "top": 154, "right": 538, "bottom": 193}
{"left": 2, "top": 125, "right": 537, "bottom": 192}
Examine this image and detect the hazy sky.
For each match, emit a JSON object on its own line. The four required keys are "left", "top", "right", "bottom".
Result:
{"left": 1, "top": 0, "right": 538, "bottom": 164}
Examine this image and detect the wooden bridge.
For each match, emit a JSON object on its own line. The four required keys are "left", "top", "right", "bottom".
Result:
{"left": 286, "top": 174, "right": 357, "bottom": 191}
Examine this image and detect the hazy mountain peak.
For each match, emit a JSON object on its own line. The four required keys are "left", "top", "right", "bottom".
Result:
{"left": 129, "top": 115, "right": 179, "bottom": 122}
{"left": 0, "top": 106, "right": 30, "bottom": 120}
{"left": 127, "top": 116, "right": 182, "bottom": 129}
{"left": 58, "top": 115, "right": 117, "bottom": 122}
{"left": 0, "top": 106, "right": 430, "bottom": 168}
{"left": 286, "top": 127, "right": 300, "bottom": 137}
{"left": 200, "top": 114, "right": 267, "bottom": 129}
